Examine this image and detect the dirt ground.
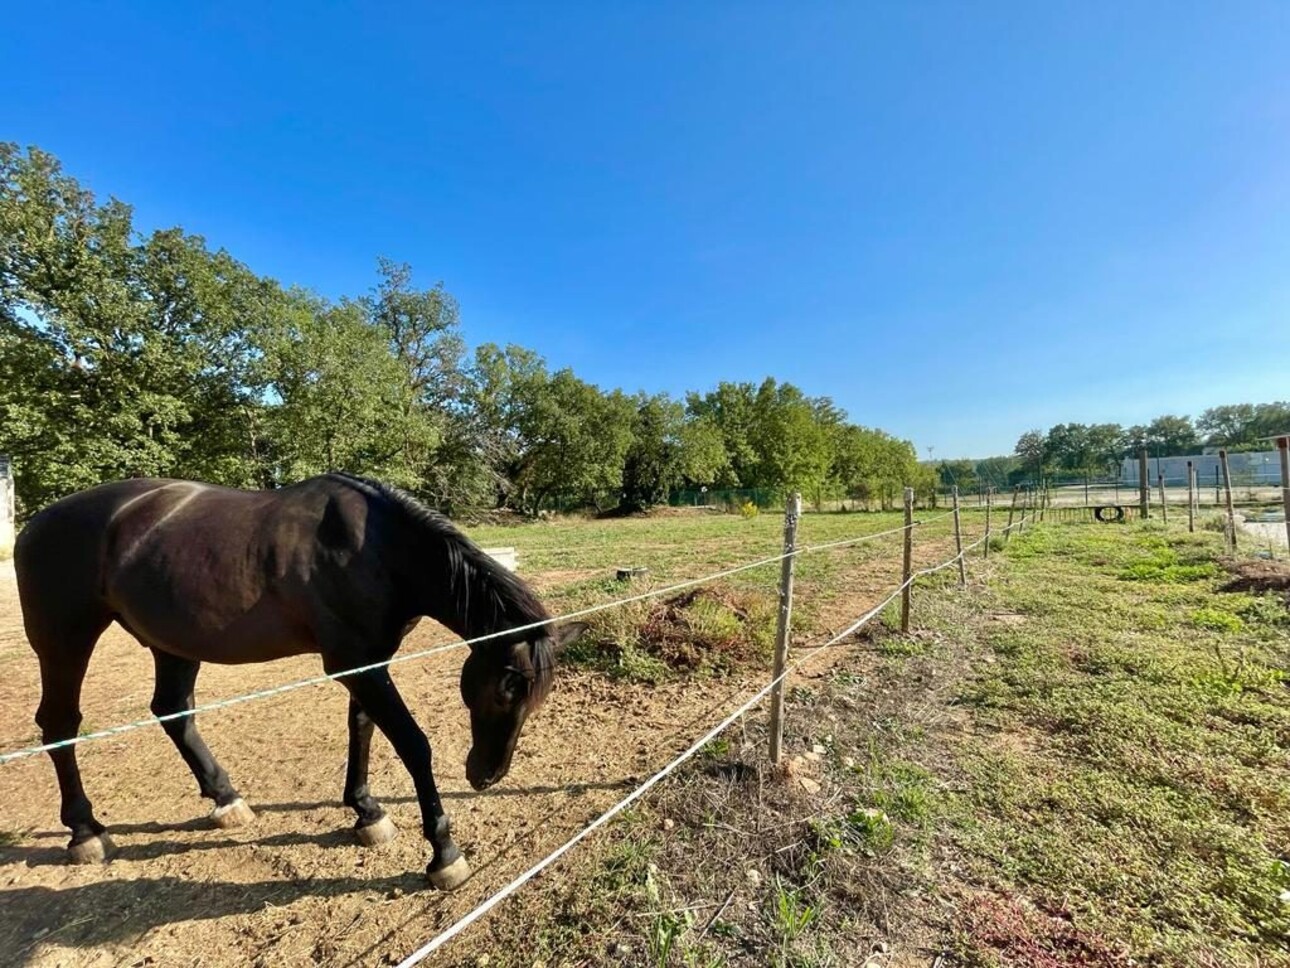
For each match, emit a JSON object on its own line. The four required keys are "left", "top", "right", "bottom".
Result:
{"left": 0, "top": 532, "right": 944, "bottom": 967}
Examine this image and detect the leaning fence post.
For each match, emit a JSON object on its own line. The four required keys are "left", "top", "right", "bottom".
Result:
{"left": 1278, "top": 437, "right": 1290, "bottom": 557}
{"left": 984, "top": 487, "right": 993, "bottom": 559}
{"left": 1005, "top": 486, "right": 1019, "bottom": 544}
{"left": 1219, "top": 449, "right": 1237, "bottom": 554}
{"left": 1186, "top": 460, "right": 1195, "bottom": 534}
{"left": 1157, "top": 472, "right": 1168, "bottom": 526}
{"left": 952, "top": 485, "right": 966, "bottom": 586}
{"left": 900, "top": 487, "right": 914, "bottom": 633}
{"left": 768, "top": 492, "right": 801, "bottom": 765}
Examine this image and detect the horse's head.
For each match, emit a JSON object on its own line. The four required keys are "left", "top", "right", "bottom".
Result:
{"left": 459, "top": 622, "right": 588, "bottom": 790}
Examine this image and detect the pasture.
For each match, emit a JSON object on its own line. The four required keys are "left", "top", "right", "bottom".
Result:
{"left": 0, "top": 509, "right": 1286, "bottom": 967}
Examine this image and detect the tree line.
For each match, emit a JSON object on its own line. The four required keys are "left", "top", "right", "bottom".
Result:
{"left": 1, "top": 145, "right": 933, "bottom": 517}
{"left": 934, "top": 406, "right": 1290, "bottom": 492}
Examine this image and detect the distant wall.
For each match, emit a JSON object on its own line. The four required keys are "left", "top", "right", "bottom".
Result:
{"left": 1118, "top": 450, "right": 1281, "bottom": 487}
{"left": 0, "top": 457, "right": 13, "bottom": 558}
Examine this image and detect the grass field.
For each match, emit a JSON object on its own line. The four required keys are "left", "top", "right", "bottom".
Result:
{"left": 446, "top": 517, "right": 1290, "bottom": 968}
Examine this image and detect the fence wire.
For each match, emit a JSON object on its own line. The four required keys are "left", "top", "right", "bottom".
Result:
{"left": 0, "top": 512, "right": 951, "bottom": 766}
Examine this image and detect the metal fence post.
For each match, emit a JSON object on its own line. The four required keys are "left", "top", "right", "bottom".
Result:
{"left": 952, "top": 485, "right": 966, "bottom": 586}
{"left": 768, "top": 492, "right": 801, "bottom": 765}
{"left": 900, "top": 487, "right": 914, "bottom": 633}
{"left": 1219, "top": 449, "right": 1237, "bottom": 554}
{"left": 1157, "top": 472, "right": 1168, "bottom": 526}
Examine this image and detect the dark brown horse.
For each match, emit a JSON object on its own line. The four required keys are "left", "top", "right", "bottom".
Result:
{"left": 14, "top": 472, "right": 585, "bottom": 889}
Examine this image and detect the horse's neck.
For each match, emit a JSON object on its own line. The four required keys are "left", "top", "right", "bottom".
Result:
{"left": 420, "top": 535, "right": 514, "bottom": 642}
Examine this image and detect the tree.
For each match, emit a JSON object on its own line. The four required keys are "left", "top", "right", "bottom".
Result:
{"left": 746, "top": 378, "right": 834, "bottom": 494}
{"left": 1144, "top": 414, "right": 1198, "bottom": 456}
{"left": 936, "top": 459, "right": 977, "bottom": 492}
{"left": 1014, "top": 430, "right": 1048, "bottom": 482}
{"left": 1199, "top": 402, "right": 1290, "bottom": 451}
{"left": 685, "top": 382, "right": 759, "bottom": 487}
{"left": 0, "top": 144, "right": 278, "bottom": 507}
{"left": 974, "top": 456, "right": 1019, "bottom": 490}
{"left": 262, "top": 294, "right": 433, "bottom": 487}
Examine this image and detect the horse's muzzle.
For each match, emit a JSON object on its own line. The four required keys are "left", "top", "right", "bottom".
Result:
{"left": 465, "top": 747, "right": 506, "bottom": 791}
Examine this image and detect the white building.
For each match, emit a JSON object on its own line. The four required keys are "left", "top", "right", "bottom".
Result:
{"left": 1118, "top": 449, "right": 1280, "bottom": 487}
{"left": 0, "top": 456, "right": 13, "bottom": 558}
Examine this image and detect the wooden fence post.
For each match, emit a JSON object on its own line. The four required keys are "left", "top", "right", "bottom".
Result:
{"left": 984, "top": 487, "right": 993, "bottom": 559}
{"left": 1186, "top": 460, "right": 1195, "bottom": 534}
{"left": 1157, "top": 472, "right": 1168, "bottom": 526}
{"left": 1005, "top": 486, "right": 1019, "bottom": 544}
{"left": 1138, "top": 449, "right": 1150, "bottom": 519}
{"left": 900, "top": 487, "right": 914, "bottom": 633}
{"left": 768, "top": 492, "right": 801, "bottom": 765}
{"left": 1219, "top": 449, "right": 1237, "bottom": 554}
{"left": 952, "top": 486, "right": 966, "bottom": 586}
{"left": 1278, "top": 437, "right": 1290, "bottom": 557}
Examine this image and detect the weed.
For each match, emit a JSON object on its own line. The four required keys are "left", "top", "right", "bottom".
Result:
{"left": 1189, "top": 607, "right": 1244, "bottom": 633}
{"left": 769, "top": 879, "right": 819, "bottom": 966}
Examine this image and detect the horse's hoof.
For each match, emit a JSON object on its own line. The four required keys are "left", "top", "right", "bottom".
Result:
{"left": 68, "top": 832, "right": 116, "bottom": 865}
{"left": 355, "top": 814, "right": 398, "bottom": 847}
{"left": 211, "top": 798, "right": 256, "bottom": 829}
{"left": 426, "top": 855, "right": 471, "bottom": 891}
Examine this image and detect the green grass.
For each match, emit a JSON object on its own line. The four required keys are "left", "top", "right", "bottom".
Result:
{"left": 466, "top": 505, "right": 972, "bottom": 683}
{"left": 944, "top": 522, "right": 1290, "bottom": 966}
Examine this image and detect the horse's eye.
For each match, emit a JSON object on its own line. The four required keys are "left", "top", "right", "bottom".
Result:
{"left": 499, "top": 669, "right": 525, "bottom": 702}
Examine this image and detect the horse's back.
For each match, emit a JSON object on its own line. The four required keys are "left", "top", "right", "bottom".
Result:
{"left": 15, "top": 479, "right": 173, "bottom": 644}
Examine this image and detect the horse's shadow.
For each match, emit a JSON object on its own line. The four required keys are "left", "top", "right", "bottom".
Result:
{"left": 1, "top": 870, "right": 425, "bottom": 966}
{"left": 0, "top": 777, "right": 635, "bottom": 965}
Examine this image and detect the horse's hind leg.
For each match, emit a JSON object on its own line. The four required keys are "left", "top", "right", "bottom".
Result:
{"left": 31, "top": 617, "right": 113, "bottom": 864}
{"left": 344, "top": 695, "right": 398, "bottom": 845}
{"left": 149, "top": 649, "right": 254, "bottom": 828}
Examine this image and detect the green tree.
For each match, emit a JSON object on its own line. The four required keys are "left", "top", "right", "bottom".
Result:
{"left": 1199, "top": 402, "right": 1290, "bottom": 451}
{"left": 262, "top": 294, "right": 432, "bottom": 487}
{"left": 937, "top": 459, "right": 977, "bottom": 491}
{"left": 0, "top": 144, "right": 277, "bottom": 508}
{"left": 685, "top": 381, "right": 759, "bottom": 487}
{"left": 1014, "top": 430, "right": 1048, "bottom": 482}
{"left": 1145, "top": 414, "right": 1198, "bottom": 456}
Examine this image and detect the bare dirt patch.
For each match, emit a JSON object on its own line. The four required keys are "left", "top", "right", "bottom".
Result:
{"left": 1220, "top": 556, "right": 1290, "bottom": 595}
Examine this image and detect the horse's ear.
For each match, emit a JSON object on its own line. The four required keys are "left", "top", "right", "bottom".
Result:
{"left": 553, "top": 621, "right": 590, "bottom": 654}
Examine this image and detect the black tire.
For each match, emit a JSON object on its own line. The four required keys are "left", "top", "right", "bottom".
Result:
{"left": 1094, "top": 505, "right": 1125, "bottom": 523}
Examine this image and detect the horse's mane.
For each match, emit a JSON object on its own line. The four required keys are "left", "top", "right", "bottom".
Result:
{"left": 326, "top": 473, "right": 556, "bottom": 705}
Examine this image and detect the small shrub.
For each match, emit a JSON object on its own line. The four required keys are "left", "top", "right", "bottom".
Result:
{"left": 1189, "top": 607, "right": 1245, "bottom": 633}
{"left": 738, "top": 500, "right": 759, "bottom": 520}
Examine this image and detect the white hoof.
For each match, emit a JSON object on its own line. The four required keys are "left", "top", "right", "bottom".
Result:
{"left": 355, "top": 814, "right": 398, "bottom": 847}
{"left": 427, "top": 855, "right": 471, "bottom": 891}
{"left": 211, "top": 797, "right": 256, "bottom": 829}
{"left": 68, "top": 832, "right": 116, "bottom": 865}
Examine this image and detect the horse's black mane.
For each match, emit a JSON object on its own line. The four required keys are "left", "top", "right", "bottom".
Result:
{"left": 327, "top": 473, "right": 556, "bottom": 704}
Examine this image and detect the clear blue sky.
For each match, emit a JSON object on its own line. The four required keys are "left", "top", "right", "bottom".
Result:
{"left": 4, "top": 2, "right": 1288, "bottom": 457}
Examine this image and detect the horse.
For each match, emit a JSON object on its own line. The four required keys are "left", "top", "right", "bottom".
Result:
{"left": 13, "top": 472, "right": 586, "bottom": 890}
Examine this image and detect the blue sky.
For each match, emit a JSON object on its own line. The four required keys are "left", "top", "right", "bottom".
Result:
{"left": 4, "top": 2, "right": 1288, "bottom": 457}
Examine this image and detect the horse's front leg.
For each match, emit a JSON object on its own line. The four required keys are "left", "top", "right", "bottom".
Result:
{"left": 344, "top": 695, "right": 398, "bottom": 846}
{"left": 339, "top": 668, "right": 469, "bottom": 890}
